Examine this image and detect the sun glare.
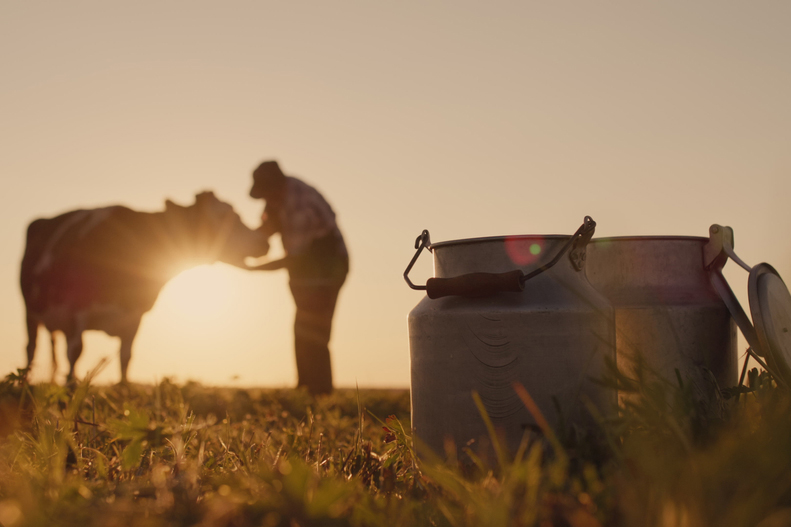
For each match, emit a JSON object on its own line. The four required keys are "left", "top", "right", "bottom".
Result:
{"left": 157, "top": 265, "right": 237, "bottom": 323}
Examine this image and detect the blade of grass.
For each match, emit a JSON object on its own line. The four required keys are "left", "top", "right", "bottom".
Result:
{"left": 471, "top": 390, "right": 509, "bottom": 470}
{"left": 512, "top": 382, "right": 565, "bottom": 456}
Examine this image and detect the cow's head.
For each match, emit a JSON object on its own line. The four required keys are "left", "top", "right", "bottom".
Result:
{"left": 165, "top": 191, "right": 269, "bottom": 267}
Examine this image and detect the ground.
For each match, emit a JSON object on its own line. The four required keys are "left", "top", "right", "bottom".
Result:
{"left": 1, "top": 363, "right": 790, "bottom": 527}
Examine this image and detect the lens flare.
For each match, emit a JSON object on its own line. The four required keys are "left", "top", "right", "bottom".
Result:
{"left": 505, "top": 236, "right": 544, "bottom": 266}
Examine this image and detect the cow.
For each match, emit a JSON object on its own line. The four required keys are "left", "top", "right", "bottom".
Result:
{"left": 20, "top": 191, "right": 269, "bottom": 383}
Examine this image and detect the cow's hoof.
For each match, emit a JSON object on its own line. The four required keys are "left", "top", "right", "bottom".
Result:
{"left": 64, "top": 376, "right": 79, "bottom": 393}
{"left": 114, "top": 380, "right": 131, "bottom": 394}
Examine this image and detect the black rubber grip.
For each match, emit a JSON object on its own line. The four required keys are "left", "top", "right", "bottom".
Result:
{"left": 426, "top": 270, "right": 525, "bottom": 299}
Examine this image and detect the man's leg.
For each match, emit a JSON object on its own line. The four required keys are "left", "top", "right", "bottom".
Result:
{"left": 290, "top": 283, "right": 341, "bottom": 395}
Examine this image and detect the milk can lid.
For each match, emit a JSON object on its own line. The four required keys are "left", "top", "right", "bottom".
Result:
{"left": 749, "top": 263, "right": 791, "bottom": 385}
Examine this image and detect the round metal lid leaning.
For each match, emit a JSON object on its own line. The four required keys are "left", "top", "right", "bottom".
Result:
{"left": 749, "top": 263, "right": 791, "bottom": 386}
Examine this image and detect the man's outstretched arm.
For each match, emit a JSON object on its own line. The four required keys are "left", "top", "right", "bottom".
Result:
{"left": 245, "top": 256, "right": 291, "bottom": 271}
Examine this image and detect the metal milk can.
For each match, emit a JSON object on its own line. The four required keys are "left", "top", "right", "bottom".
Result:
{"left": 585, "top": 236, "right": 738, "bottom": 396}
{"left": 404, "top": 217, "right": 616, "bottom": 457}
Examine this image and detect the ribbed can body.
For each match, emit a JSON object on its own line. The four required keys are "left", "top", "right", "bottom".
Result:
{"left": 408, "top": 235, "right": 616, "bottom": 457}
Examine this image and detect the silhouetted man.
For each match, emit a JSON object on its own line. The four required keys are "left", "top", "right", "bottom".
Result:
{"left": 248, "top": 161, "right": 348, "bottom": 395}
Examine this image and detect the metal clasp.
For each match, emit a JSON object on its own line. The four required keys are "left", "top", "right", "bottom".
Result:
{"left": 404, "top": 230, "right": 431, "bottom": 290}
{"left": 703, "top": 224, "right": 752, "bottom": 273}
{"left": 569, "top": 216, "right": 597, "bottom": 271}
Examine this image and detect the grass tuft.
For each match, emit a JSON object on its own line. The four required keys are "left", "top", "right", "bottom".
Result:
{"left": 1, "top": 355, "right": 791, "bottom": 526}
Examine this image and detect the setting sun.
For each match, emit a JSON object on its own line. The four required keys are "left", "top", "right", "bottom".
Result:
{"left": 157, "top": 265, "right": 238, "bottom": 324}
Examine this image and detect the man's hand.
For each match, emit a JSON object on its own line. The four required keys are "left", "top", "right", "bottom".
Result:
{"left": 244, "top": 256, "right": 290, "bottom": 271}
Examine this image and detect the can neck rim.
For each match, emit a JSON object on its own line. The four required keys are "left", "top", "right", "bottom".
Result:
{"left": 590, "top": 235, "right": 709, "bottom": 243}
{"left": 430, "top": 234, "right": 571, "bottom": 250}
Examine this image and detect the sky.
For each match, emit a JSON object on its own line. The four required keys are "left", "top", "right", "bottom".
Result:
{"left": 1, "top": 2, "right": 789, "bottom": 388}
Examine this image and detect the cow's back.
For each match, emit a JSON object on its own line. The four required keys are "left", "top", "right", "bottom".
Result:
{"left": 21, "top": 210, "right": 94, "bottom": 307}
{"left": 21, "top": 206, "right": 173, "bottom": 318}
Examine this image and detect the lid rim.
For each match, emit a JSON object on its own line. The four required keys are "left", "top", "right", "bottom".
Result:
{"left": 748, "top": 262, "right": 791, "bottom": 386}
{"left": 430, "top": 234, "right": 710, "bottom": 249}
{"left": 590, "top": 235, "right": 709, "bottom": 243}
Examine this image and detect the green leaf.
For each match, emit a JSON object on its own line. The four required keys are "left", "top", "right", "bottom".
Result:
{"left": 121, "top": 439, "right": 144, "bottom": 471}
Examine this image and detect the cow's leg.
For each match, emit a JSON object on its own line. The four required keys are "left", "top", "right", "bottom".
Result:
{"left": 49, "top": 331, "right": 58, "bottom": 383}
{"left": 119, "top": 320, "right": 141, "bottom": 384}
{"left": 65, "top": 331, "right": 84, "bottom": 381}
{"left": 25, "top": 312, "right": 38, "bottom": 376}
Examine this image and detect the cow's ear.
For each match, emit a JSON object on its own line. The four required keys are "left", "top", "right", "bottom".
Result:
{"left": 165, "top": 199, "right": 183, "bottom": 212}
{"left": 195, "top": 191, "right": 216, "bottom": 204}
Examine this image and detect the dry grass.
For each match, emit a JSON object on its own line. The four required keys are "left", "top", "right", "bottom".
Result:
{"left": 1, "top": 357, "right": 790, "bottom": 527}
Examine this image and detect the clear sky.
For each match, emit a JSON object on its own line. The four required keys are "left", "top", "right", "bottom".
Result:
{"left": 1, "top": 2, "right": 789, "bottom": 387}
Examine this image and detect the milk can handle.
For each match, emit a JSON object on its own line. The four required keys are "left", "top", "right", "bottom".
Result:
{"left": 403, "top": 230, "right": 432, "bottom": 291}
{"left": 404, "top": 217, "right": 596, "bottom": 299}
{"left": 426, "top": 270, "right": 526, "bottom": 298}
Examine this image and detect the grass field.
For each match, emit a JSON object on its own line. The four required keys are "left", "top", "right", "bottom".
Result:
{"left": 2, "top": 360, "right": 791, "bottom": 527}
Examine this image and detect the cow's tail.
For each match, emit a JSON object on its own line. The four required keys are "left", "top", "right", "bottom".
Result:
{"left": 25, "top": 310, "right": 39, "bottom": 372}
{"left": 21, "top": 219, "right": 50, "bottom": 375}
{"left": 20, "top": 218, "right": 49, "bottom": 303}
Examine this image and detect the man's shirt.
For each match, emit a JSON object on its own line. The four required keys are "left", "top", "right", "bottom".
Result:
{"left": 264, "top": 176, "right": 346, "bottom": 257}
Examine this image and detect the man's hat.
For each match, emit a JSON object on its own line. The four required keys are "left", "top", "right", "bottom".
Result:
{"left": 251, "top": 160, "right": 286, "bottom": 199}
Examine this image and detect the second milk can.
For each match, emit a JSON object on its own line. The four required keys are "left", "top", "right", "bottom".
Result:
{"left": 405, "top": 217, "right": 616, "bottom": 457}
{"left": 585, "top": 236, "right": 738, "bottom": 396}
